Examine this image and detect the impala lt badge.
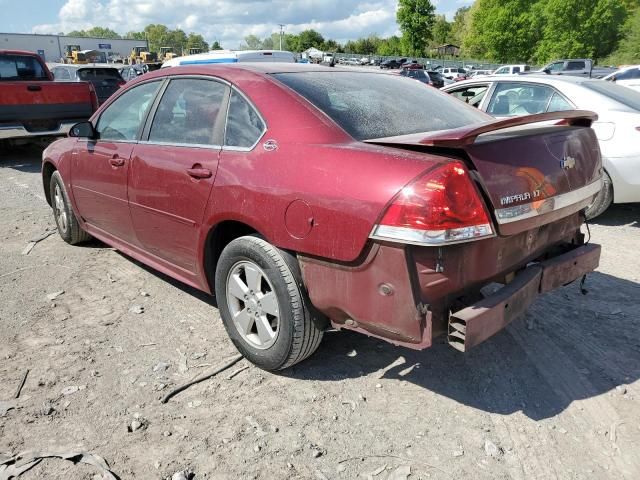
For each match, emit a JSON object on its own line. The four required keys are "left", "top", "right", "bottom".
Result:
{"left": 561, "top": 155, "right": 576, "bottom": 170}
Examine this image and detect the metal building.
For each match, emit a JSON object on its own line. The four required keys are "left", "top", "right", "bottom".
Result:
{"left": 0, "top": 32, "right": 148, "bottom": 63}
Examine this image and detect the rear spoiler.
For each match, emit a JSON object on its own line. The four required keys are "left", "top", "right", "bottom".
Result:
{"left": 364, "top": 110, "right": 598, "bottom": 148}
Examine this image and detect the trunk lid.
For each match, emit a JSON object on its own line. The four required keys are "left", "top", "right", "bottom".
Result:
{"left": 365, "top": 111, "right": 602, "bottom": 236}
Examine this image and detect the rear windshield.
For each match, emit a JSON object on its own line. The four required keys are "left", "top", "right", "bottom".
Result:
{"left": 273, "top": 72, "right": 489, "bottom": 140}
{"left": 0, "top": 54, "right": 48, "bottom": 81}
{"left": 583, "top": 81, "right": 640, "bottom": 111}
{"left": 78, "top": 68, "right": 122, "bottom": 81}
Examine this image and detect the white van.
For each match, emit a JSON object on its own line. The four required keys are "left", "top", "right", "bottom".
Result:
{"left": 162, "top": 50, "right": 295, "bottom": 67}
{"left": 493, "top": 64, "right": 531, "bottom": 75}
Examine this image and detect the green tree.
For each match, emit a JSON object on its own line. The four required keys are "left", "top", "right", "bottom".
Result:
{"left": 604, "top": 6, "right": 640, "bottom": 63}
{"left": 210, "top": 41, "right": 223, "bottom": 50}
{"left": 533, "top": 0, "right": 627, "bottom": 62}
{"left": 450, "top": 6, "right": 471, "bottom": 46}
{"left": 186, "top": 33, "right": 208, "bottom": 51}
{"left": 165, "top": 29, "right": 188, "bottom": 53}
{"left": 142, "top": 24, "right": 170, "bottom": 53}
{"left": 376, "top": 35, "right": 403, "bottom": 56}
{"left": 322, "top": 39, "right": 341, "bottom": 52}
{"left": 463, "top": 0, "right": 541, "bottom": 62}
{"left": 431, "top": 15, "right": 452, "bottom": 46}
{"left": 397, "top": 0, "right": 436, "bottom": 56}
{"left": 297, "top": 29, "right": 325, "bottom": 51}
{"left": 240, "top": 34, "right": 263, "bottom": 50}
{"left": 67, "top": 27, "right": 121, "bottom": 39}
{"left": 125, "top": 31, "right": 147, "bottom": 41}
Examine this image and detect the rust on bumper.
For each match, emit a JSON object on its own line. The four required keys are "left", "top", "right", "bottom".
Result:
{"left": 448, "top": 243, "right": 601, "bottom": 352}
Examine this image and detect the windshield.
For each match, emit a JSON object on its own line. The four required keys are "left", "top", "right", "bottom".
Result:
{"left": 0, "top": 54, "right": 48, "bottom": 81}
{"left": 583, "top": 81, "right": 640, "bottom": 111}
{"left": 78, "top": 68, "right": 122, "bottom": 81}
{"left": 273, "top": 72, "right": 489, "bottom": 140}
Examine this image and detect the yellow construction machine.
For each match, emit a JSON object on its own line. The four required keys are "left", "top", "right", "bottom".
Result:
{"left": 160, "top": 47, "right": 178, "bottom": 61}
{"left": 64, "top": 45, "right": 88, "bottom": 64}
{"left": 129, "top": 46, "right": 158, "bottom": 65}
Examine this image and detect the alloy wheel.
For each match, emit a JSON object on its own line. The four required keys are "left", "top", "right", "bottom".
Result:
{"left": 225, "top": 260, "right": 280, "bottom": 349}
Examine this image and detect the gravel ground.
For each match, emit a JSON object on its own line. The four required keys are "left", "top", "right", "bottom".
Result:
{"left": 1, "top": 144, "right": 639, "bottom": 480}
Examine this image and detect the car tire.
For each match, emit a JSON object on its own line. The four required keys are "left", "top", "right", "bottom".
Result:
{"left": 50, "top": 171, "right": 91, "bottom": 245}
{"left": 215, "top": 235, "right": 324, "bottom": 371}
{"left": 585, "top": 171, "right": 613, "bottom": 220}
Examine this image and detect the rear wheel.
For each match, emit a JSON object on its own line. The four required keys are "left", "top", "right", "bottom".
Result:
{"left": 585, "top": 172, "right": 613, "bottom": 220}
{"left": 50, "top": 171, "right": 91, "bottom": 245}
{"left": 214, "top": 235, "right": 324, "bottom": 371}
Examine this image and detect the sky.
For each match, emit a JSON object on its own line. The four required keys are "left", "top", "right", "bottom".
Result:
{"left": 0, "top": 0, "right": 473, "bottom": 49}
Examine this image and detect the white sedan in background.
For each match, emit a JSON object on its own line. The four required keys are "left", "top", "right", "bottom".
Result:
{"left": 442, "top": 75, "right": 640, "bottom": 218}
{"left": 603, "top": 65, "right": 640, "bottom": 92}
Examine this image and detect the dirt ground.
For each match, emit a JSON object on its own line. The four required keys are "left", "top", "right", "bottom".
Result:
{"left": 1, "top": 144, "right": 639, "bottom": 480}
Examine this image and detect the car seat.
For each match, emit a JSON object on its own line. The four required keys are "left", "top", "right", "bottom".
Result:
{"left": 491, "top": 95, "right": 511, "bottom": 115}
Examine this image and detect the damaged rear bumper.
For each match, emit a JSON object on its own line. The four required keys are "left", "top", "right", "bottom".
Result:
{"left": 448, "top": 243, "right": 601, "bottom": 352}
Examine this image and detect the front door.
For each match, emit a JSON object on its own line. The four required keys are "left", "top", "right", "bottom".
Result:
{"left": 128, "top": 77, "right": 228, "bottom": 273}
{"left": 71, "top": 80, "right": 162, "bottom": 245}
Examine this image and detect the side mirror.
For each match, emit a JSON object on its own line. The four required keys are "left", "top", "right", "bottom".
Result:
{"left": 69, "top": 121, "right": 96, "bottom": 139}
{"left": 543, "top": 68, "right": 551, "bottom": 75}
{"left": 610, "top": 75, "right": 617, "bottom": 82}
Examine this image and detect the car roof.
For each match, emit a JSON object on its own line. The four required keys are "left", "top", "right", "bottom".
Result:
{"left": 158, "top": 62, "right": 364, "bottom": 75}
{"left": 444, "top": 74, "right": 600, "bottom": 88}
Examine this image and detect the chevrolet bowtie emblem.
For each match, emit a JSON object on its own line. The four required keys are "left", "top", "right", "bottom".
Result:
{"left": 561, "top": 155, "right": 576, "bottom": 169}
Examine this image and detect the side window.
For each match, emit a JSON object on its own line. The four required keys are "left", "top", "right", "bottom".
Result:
{"left": 513, "top": 67, "right": 521, "bottom": 74}
{"left": 96, "top": 81, "right": 161, "bottom": 141}
{"left": 495, "top": 67, "right": 507, "bottom": 75}
{"left": 548, "top": 62, "right": 564, "bottom": 72}
{"left": 547, "top": 92, "right": 573, "bottom": 112}
{"left": 224, "top": 90, "right": 265, "bottom": 149}
{"left": 567, "top": 61, "right": 585, "bottom": 71}
{"left": 149, "top": 78, "right": 227, "bottom": 146}
{"left": 487, "top": 83, "right": 553, "bottom": 116}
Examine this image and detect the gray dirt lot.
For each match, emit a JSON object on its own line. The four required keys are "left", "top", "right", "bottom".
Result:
{"left": 0, "top": 145, "right": 639, "bottom": 480}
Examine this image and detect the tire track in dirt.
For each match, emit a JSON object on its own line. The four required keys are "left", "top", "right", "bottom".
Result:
{"left": 507, "top": 314, "right": 639, "bottom": 479}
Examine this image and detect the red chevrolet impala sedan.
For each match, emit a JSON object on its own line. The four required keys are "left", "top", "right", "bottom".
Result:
{"left": 42, "top": 64, "right": 602, "bottom": 370}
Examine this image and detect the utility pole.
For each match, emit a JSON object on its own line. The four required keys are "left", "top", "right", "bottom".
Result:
{"left": 278, "top": 24, "right": 285, "bottom": 50}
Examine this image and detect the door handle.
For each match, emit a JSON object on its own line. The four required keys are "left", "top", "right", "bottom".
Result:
{"left": 110, "top": 155, "right": 125, "bottom": 167}
{"left": 187, "top": 167, "right": 212, "bottom": 179}
{"left": 27, "top": 85, "right": 42, "bottom": 91}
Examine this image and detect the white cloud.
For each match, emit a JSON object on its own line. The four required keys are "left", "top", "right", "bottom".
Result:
{"left": 32, "top": 0, "right": 403, "bottom": 48}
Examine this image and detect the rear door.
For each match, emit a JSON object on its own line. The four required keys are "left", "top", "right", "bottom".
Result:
{"left": 72, "top": 80, "right": 162, "bottom": 245}
{"left": 128, "top": 77, "right": 228, "bottom": 273}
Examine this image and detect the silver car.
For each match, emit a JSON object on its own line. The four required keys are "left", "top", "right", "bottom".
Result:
{"left": 443, "top": 75, "right": 640, "bottom": 218}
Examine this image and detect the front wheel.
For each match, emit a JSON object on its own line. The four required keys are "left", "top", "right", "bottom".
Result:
{"left": 214, "top": 236, "right": 324, "bottom": 371}
{"left": 50, "top": 171, "right": 91, "bottom": 245}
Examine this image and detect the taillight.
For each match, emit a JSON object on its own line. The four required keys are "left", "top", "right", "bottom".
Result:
{"left": 371, "top": 162, "right": 494, "bottom": 245}
{"left": 118, "top": 80, "right": 126, "bottom": 87}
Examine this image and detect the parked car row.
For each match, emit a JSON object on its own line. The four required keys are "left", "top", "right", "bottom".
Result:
{"left": 49, "top": 63, "right": 126, "bottom": 104}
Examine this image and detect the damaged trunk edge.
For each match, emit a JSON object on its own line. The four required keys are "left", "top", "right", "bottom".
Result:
{"left": 299, "top": 213, "right": 601, "bottom": 353}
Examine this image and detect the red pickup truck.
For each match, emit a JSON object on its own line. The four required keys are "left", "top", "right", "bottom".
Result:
{"left": 0, "top": 50, "right": 97, "bottom": 143}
